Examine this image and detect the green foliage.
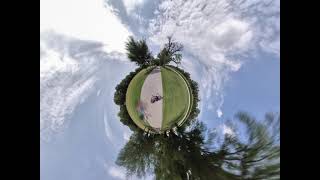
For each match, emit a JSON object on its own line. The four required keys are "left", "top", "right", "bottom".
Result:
{"left": 116, "top": 36, "right": 279, "bottom": 180}
{"left": 118, "top": 105, "right": 139, "bottom": 132}
{"left": 125, "top": 68, "right": 151, "bottom": 130}
{"left": 113, "top": 67, "right": 145, "bottom": 131}
{"left": 114, "top": 65, "right": 200, "bottom": 132}
{"left": 116, "top": 112, "right": 280, "bottom": 180}
{"left": 114, "top": 67, "right": 143, "bottom": 105}
{"left": 118, "top": 37, "right": 200, "bottom": 132}
{"left": 125, "top": 36, "right": 153, "bottom": 67}
{"left": 156, "top": 36, "right": 184, "bottom": 66}
{"left": 157, "top": 49, "right": 171, "bottom": 66}
{"left": 116, "top": 131, "right": 156, "bottom": 178}
{"left": 151, "top": 58, "right": 161, "bottom": 66}
{"left": 125, "top": 36, "right": 183, "bottom": 67}
{"left": 114, "top": 66, "right": 200, "bottom": 134}
{"left": 232, "top": 112, "right": 280, "bottom": 180}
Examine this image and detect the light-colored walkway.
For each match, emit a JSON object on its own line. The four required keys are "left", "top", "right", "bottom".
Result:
{"left": 140, "top": 67, "right": 163, "bottom": 129}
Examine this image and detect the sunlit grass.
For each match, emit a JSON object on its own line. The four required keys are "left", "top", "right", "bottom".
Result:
{"left": 161, "top": 66, "right": 191, "bottom": 130}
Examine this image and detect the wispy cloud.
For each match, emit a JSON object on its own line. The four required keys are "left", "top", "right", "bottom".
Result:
{"left": 40, "top": 0, "right": 135, "bottom": 141}
{"left": 221, "top": 124, "right": 235, "bottom": 137}
{"left": 148, "top": 0, "right": 279, "bottom": 117}
{"left": 40, "top": 0, "right": 279, "bottom": 140}
{"left": 40, "top": 31, "right": 130, "bottom": 141}
{"left": 217, "top": 108, "right": 223, "bottom": 118}
{"left": 103, "top": 109, "right": 114, "bottom": 142}
{"left": 123, "top": 131, "right": 132, "bottom": 141}
{"left": 40, "top": 0, "right": 132, "bottom": 53}
{"left": 107, "top": 166, "right": 126, "bottom": 180}
{"left": 123, "top": 0, "right": 146, "bottom": 15}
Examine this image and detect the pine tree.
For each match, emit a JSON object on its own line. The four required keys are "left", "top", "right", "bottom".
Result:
{"left": 125, "top": 36, "right": 153, "bottom": 67}
{"left": 115, "top": 112, "right": 280, "bottom": 180}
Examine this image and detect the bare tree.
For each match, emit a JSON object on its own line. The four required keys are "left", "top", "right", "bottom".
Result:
{"left": 157, "top": 36, "right": 183, "bottom": 66}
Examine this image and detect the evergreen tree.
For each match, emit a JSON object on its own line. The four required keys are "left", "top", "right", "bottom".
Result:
{"left": 115, "top": 112, "right": 280, "bottom": 180}
{"left": 125, "top": 36, "right": 153, "bottom": 67}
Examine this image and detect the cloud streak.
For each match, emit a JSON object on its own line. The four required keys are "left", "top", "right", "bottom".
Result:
{"left": 147, "top": 0, "right": 279, "bottom": 117}
{"left": 40, "top": 0, "right": 132, "bottom": 53}
{"left": 40, "top": 31, "right": 131, "bottom": 141}
{"left": 123, "top": 0, "right": 146, "bottom": 14}
{"left": 40, "top": 0, "right": 136, "bottom": 141}
{"left": 107, "top": 166, "right": 126, "bottom": 180}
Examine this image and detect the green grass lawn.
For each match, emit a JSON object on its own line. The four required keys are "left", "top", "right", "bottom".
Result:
{"left": 161, "top": 67, "right": 191, "bottom": 130}
{"left": 167, "top": 66, "right": 194, "bottom": 127}
{"left": 126, "top": 66, "right": 192, "bottom": 133}
{"left": 126, "top": 68, "right": 149, "bottom": 130}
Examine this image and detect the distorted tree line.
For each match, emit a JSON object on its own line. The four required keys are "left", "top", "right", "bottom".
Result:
{"left": 113, "top": 66, "right": 143, "bottom": 132}
{"left": 113, "top": 65, "right": 200, "bottom": 133}
{"left": 114, "top": 36, "right": 279, "bottom": 179}
{"left": 116, "top": 112, "right": 280, "bottom": 180}
{"left": 114, "top": 36, "right": 200, "bottom": 133}
{"left": 125, "top": 36, "right": 183, "bottom": 67}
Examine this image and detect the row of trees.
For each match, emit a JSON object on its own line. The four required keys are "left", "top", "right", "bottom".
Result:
{"left": 114, "top": 37, "right": 200, "bottom": 132}
{"left": 115, "top": 36, "right": 279, "bottom": 179}
{"left": 116, "top": 112, "right": 280, "bottom": 180}
{"left": 125, "top": 36, "right": 183, "bottom": 67}
{"left": 113, "top": 65, "right": 200, "bottom": 133}
{"left": 113, "top": 66, "right": 145, "bottom": 132}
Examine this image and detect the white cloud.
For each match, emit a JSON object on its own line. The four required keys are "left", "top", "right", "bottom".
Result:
{"left": 148, "top": 0, "right": 252, "bottom": 115}
{"left": 123, "top": 131, "right": 132, "bottom": 141}
{"left": 40, "top": 34, "right": 99, "bottom": 141}
{"left": 232, "top": 0, "right": 280, "bottom": 56}
{"left": 97, "top": 89, "right": 101, "bottom": 96}
{"left": 221, "top": 124, "right": 235, "bottom": 136}
{"left": 217, "top": 108, "right": 223, "bottom": 118}
{"left": 103, "top": 110, "right": 114, "bottom": 142}
{"left": 40, "top": 0, "right": 134, "bottom": 141}
{"left": 40, "top": 44, "right": 79, "bottom": 79}
{"left": 40, "top": 0, "right": 132, "bottom": 53}
{"left": 40, "top": 31, "right": 128, "bottom": 142}
{"left": 148, "top": 0, "right": 279, "bottom": 115}
{"left": 123, "top": 0, "right": 145, "bottom": 14}
{"left": 108, "top": 166, "right": 126, "bottom": 180}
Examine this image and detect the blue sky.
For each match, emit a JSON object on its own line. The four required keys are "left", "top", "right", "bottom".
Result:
{"left": 201, "top": 52, "right": 280, "bottom": 131}
{"left": 40, "top": 0, "right": 279, "bottom": 179}
{"left": 223, "top": 53, "right": 280, "bottom": 119}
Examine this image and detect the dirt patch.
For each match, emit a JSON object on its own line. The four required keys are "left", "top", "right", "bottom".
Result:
{"left": 140, "top": 67, "right": 163, "bottom": 129}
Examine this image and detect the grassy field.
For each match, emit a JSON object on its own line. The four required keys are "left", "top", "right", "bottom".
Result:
{"left": 126, "top": 68, "right": 149, "bottom": 130}
{"left": 166, "top": 66, "right": 194, "bottom": 126}
{"left": 126, "top": 66, "right": 192, "bottom": 132}
{"left": 161, "top": 67, "right": 191, "bottom": 130}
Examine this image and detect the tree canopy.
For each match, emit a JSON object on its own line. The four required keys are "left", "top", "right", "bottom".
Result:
{"left": 157, "top": 37, "right": 183, "bottom": 66}
{"left": 117, "top": 36, "right": 279, "bottom": 180}
{"left": 113, "top": 65, "right": 200, "bottom": 133}
{"left": 125, "top": 36, "right": 183, "bottom": 67}
{"left": 125, "top": 36, "right": 153, "bottom": 67}
{"left": 116, "top": 112, "right": 280, "bottom": 180}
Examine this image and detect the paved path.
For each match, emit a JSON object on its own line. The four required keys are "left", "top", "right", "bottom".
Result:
{"left": 140, "top": 67, "right": 163, "bottom": 129}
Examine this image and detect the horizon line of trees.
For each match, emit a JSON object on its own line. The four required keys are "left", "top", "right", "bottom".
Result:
{"left": 114, "top": 36, "right": 200, "bottom": 133}
{"left": 125, "top": 36, "right": 183, "bottom": 67}
{"left": 114, "top": 36, "right": 280, "bottom": 180}
{"left": 113, "top": 65, "right": 200, "bottom": 133}
{"left": 113, "top": 66, "right": 144, "bottom": 132}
